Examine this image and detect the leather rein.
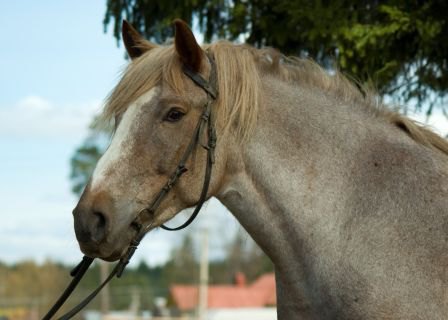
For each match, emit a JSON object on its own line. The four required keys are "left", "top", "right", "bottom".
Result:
{"left": 42, "top": 52, "right": 218, "bottom": 320}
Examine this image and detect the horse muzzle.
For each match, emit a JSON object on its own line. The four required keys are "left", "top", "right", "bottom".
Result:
{"left": 72, "top": 203, "right": 128, "bottom": 261}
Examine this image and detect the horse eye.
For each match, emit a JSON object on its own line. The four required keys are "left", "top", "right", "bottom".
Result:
{"left": 164, "top": 108, "right": 185, "bottom": 122}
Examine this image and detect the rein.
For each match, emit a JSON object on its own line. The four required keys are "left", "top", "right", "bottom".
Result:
{"left": 42, "top": 53, "right": 218, "bottom": 320}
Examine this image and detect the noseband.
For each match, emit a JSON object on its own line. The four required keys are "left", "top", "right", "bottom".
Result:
{"left": 43, "top": 52, "right": 218, "bottom": 320}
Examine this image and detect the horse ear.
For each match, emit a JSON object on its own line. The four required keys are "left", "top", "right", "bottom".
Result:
{"left": 122, "top": 20, "right": 156, "bottom": 59}
{"left": 173, "top": 19, "right": 204, "bottom": 72}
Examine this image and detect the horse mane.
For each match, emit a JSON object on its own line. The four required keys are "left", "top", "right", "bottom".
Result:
{"left": 102, "top": 40, "right": 448, "bottom": 155}
{"left": 242, "top": 43, "right": 448, "bottom": 156}
{"left": 384, "top": 112, "right": 448, "bottom": 155}
{"left": 101, "top": 41, "right": 260, "bottom": 141}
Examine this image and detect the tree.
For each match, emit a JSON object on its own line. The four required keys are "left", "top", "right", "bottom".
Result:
{"left": 0, "top": 259, "right": 168, "bottom": 316}
{"left": 70, "top": 120, "right": 111, "bottom": 195}
{"left": 225, "top": 228, "right": 273, "bottom": 282}
{"left": 209, "top": 228, "right": 274, "bottom": 284}
{"left": 104, "top": 0, "right": 448, "bottom": 115}
{"left": 0, "top": 260, "right": 71, "bottom": 317}
{"left": 162, "top": 234, "right": 199, "bottom": 285}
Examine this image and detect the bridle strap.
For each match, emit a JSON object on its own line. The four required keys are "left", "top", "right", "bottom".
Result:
{"left": 57, "top": 264, "right": 119, "bottom": 320}
{"left": 182, "top": 65, "right": 218, "bottom": 99}
{"left": 160, "top": 97, "right": 216, "bottom": 231}
{"left": 42, "top": 256, "right": 93, "bottom": 320}
{"left": 43, "top": 53, "right": 218, "bottom": 319}
{"left": 145, "top": 53, "right": 218, "bottom": 231}
{"left": 43, "top": 233, "right": 146, "bottom": 320}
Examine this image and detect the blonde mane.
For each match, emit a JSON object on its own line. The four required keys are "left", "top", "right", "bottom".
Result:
{"left": 102, "top": 41, "right": 448, "bottom": 155}
{"left": 102, "top": 41, "right": 261, "bottom": 141}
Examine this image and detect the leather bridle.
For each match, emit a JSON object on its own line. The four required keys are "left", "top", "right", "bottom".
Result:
{"left": 43, "top": 52, "right": 218, "bottom": 320}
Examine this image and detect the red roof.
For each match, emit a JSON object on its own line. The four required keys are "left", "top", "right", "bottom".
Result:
{"left": 170, "top": 273, "right": 276, "bottom": 310}
{"left": 250, "top": 273, "right": 276, "bottom": 305}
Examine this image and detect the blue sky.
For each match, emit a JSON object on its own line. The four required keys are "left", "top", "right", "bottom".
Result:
{"left": 0, "top": 1, "right": 127, "bottom": 265}
{"left": 0, "top": 1, "right": 239, "bottom": 266}
{"left": 0, "top": 1, "right": 446, "bottom": 267}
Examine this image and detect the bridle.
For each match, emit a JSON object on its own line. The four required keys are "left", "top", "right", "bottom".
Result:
{"left": 43, "top": 52, "right": 218, "bottom": 320}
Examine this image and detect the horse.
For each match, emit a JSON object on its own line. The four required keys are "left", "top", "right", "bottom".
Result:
{"left": 73, "top": 19, "right": 448, "bottom": 319}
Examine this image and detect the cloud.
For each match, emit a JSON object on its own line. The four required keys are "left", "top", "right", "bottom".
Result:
{"left": 0, "top": 197, "right": 237, "bottom": 266}
{"left": 0, "top": 95, "right": 103, "bottom": 140}
{"left": 17, "top": 95, "right": 53, "bottom": 112}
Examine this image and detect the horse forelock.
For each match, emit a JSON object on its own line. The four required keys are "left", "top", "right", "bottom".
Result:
{"left": 100, "top": 40, "right": 448, "bottom": 155}
{"left": 100, "top": 46, "right": 182, "bottom": 128}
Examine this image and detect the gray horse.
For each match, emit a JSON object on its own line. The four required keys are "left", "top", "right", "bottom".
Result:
{"left": 73, "top": 20, "right": 448, "bottom": 319}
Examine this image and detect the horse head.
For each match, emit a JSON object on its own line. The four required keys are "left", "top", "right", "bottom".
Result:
{"left": 73, "top": 20, "right": 228, "bottom": 261}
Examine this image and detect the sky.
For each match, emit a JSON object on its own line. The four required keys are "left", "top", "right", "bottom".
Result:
{"left": 0, "top": 1, "right": 240, "bottom": 267}
{"left": 0, "top": 1, "right": 447, "bottom": 267}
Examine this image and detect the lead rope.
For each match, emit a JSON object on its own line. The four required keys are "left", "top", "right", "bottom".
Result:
{"left": 42, "top": 233, "right": 144, "bottom": 320}
{"left": 57, "top": 234, "right": 145, "bottom": 320}
{"left": 42, "top": 257, "right": 93, "bottom": 320}
{"left": 43, "top": 230, "right": 147, "bottom": 320}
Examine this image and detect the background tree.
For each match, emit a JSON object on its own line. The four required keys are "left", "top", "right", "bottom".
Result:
{"left": 0, "top": 260, "right": 70, "bottom": 317}
{"left": 70, "top": 120, "right": 111, "bottom": 195}
{"left": 0, "top": 231, "right": 273, "bottom": 317}
{"left": 208, "top": 228, "right": 274, "bottom": 284}
{"left": 104, "top": 0, "right": 448, "bottom": 115}
{"left": 162, "top": 234, "right": 199, "bottom": 285}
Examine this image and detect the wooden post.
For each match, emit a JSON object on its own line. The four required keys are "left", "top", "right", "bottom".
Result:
{"left": 198, "top": 229, "right": 209, "bottom": 320}
{"left": 100, "top": 261, "right": 110, "bottom": 317}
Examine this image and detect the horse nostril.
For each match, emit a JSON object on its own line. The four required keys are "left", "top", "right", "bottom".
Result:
{"left": 92, "top": 211, "right": 107, "bottom": 243}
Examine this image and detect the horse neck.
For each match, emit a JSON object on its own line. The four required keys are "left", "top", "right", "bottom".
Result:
{"left": 217, "top": 74, "right": 380, "bottom": 275}
{"left": 217, "top": 74, "right": 448, "bottom": 318}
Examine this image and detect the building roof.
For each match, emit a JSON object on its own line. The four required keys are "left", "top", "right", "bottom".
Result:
{"left": 170, "top": 273, "right": 276, "bottom": 311}
{"left": 250, "top": 273, "right": 276, "bottom": 306}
